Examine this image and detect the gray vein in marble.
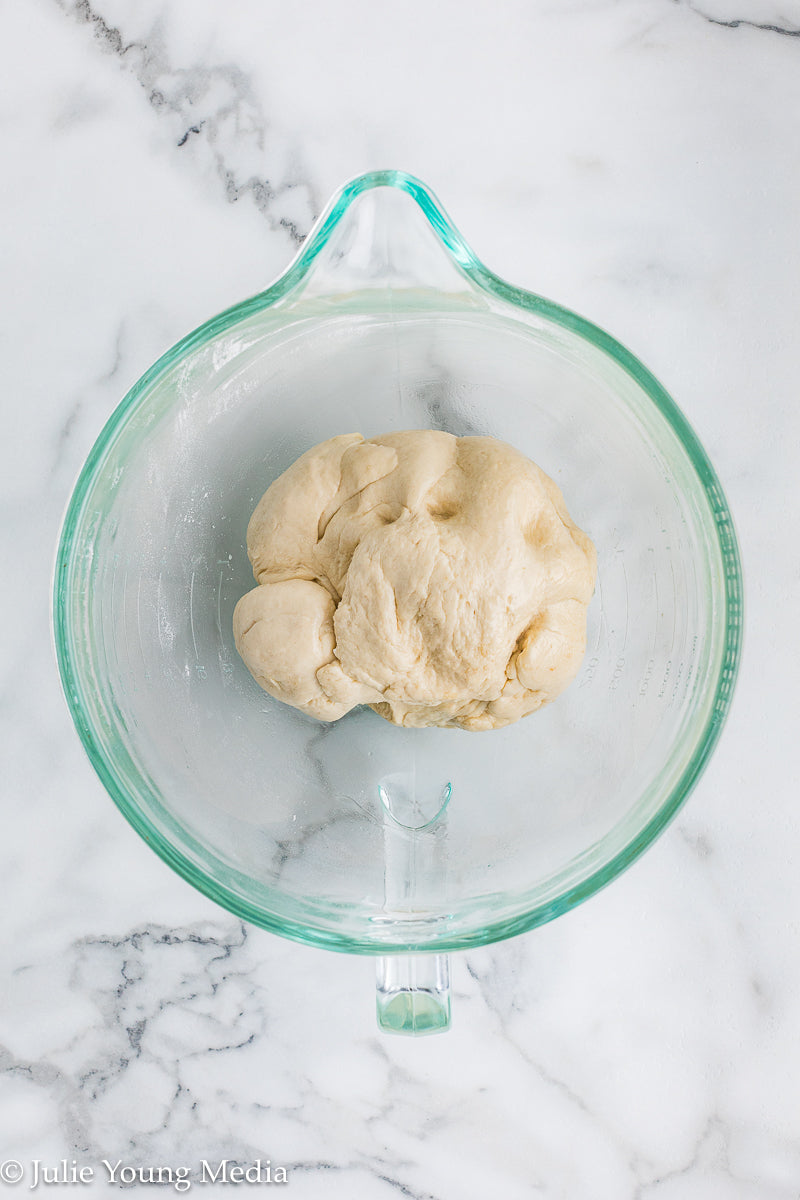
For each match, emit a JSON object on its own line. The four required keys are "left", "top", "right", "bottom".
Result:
{"left": 677, "top": 823, "right": 713, "bottom": 860}
{"left": 0, "top": 1043, "right": 93, "bottom": 1156}
{"left": 54, "top": 0, "right": 320, "bottom": 243}
{"left": 410, "top": 353, "right": 489, "bottom": 438}
{"left": 374, "top": 1175, "right": 440, "bottom": 1200}
{"left": 681, "top": 3, "right": 800, "bottom": 37}
{"left": 177, "top": 122, "right": 204, "bottom": 147}
{"left": 421, "top": 383, "right": 486, "bottom": 439}
{"left": 54, "top": 399, "right": 83, "bottom": 464}
{"left": 19, "top": 917, "right": 354, "bottom": 1178}
{"left": 73, "top": 921, "right": 251, "bottom": 1108}
{"left": 704, "top": 18, "right": 800, "bottom": 35}
{"left": 632, "top": 1116, "right": 736, "bottom": 1197}
{"left": 365, "top": 1036, "right": 432, "bottom": 1097}
{"left": 98, "top": 321, "right": 126, "bottom": 383}
{"left": 69, "top": 924, "right": 258, "bottom": 1093}
{"left": 283, "top": 1153, "right": 439, "bottom": 1199}
{"left": 462, "top": 946, "right": 655, "bottom": 1189}
{"left": 265, "top": 809, "right": 366, "bottom": 885}
{"left": 50, "top": 319, "right": 126, "bottom": 481}
{"left": 304, "top": 719, "right": 338, "bottom": 802}
{"left": 675, "top": 818, "right": 780, "bottom": 1023}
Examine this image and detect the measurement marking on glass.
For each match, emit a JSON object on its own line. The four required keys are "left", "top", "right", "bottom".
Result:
{"left": 649, "top": 538, "right": 659, "bottom": 662}
{"left": 136, "top": 574, "right": 149, "bottom": 674}
{"left": 189, "top": 569, "right": 202, "bottom": 669}
{"left": 670, "top": 659, "right": 685, "bottom": 708}
{"left": 121, "top": 568, "right": 134, "bottom": 687}
{"left": 593, "top": 563, "right": 605, "bottom": 653}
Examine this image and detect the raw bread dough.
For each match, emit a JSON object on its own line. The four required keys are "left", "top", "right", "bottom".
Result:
{"left": 233, "top": 431, "right": 596, "bottom": 731}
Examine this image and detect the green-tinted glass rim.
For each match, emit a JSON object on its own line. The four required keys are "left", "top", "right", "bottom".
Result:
{"left": 53, "top": 169, "right": 743, "bottom": 954}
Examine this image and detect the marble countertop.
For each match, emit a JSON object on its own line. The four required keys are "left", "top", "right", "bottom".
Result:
{"left": 2, "top": 1, "right": 799, "bottom": 1196}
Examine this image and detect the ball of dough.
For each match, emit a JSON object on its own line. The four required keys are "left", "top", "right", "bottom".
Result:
{"left": 233, "top": 431, "right": 596, "bottom": 731}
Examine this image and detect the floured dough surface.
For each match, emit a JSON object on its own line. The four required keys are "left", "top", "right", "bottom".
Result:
{"left": 233, "top": 431, "right": 596, "bottom": 730}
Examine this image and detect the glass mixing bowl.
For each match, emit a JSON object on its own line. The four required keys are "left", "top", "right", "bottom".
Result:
{"left": 54, "top": 170, "right": 742, "bottom": 1034}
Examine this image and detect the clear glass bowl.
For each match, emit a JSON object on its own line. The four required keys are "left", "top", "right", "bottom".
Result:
{"left": 54, "top": 170, "right": 741, "bottom": 1029}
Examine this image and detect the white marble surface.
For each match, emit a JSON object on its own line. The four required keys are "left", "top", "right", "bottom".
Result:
{"left": 2, "top": 0, "right": 799, "bottom": 1196}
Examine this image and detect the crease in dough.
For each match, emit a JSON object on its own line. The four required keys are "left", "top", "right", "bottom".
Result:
{"left": 233, "top": 430, "right": 596, "bottom": 731}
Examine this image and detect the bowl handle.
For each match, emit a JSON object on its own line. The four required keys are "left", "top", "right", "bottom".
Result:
{"left": 376, "top": 953, "right": 451, "bottom": 1035}
{"left": 281, "top": 170, "right": 481, "bottom": 308}
{"left": 375, "top": 777, "right": 453, "bottom": 1035}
